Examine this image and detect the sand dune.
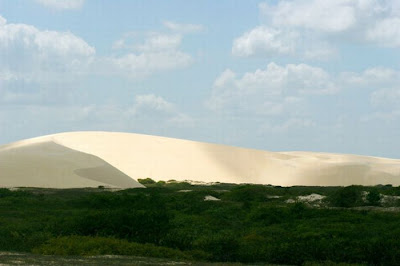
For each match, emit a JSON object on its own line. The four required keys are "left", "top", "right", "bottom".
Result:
{"left": 0, "top": 137, "right": 143, "bottom": 188}
{"left": 1, "top": 131, "right": 400, "bottom": 187}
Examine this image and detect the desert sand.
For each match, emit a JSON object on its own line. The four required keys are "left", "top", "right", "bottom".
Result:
{"left": 0, "top": 131, "right": 400, "bottom": 188}
{"left": 0, "top": 135, "right": 144, "bottom": 188}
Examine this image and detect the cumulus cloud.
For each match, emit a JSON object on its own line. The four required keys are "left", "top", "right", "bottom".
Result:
{"left": 207, "top": 63, "right": 400, "bottom": 135}
{"left": 366, "top": 18, "right": 400, "bottom": 47}
{"left": 108, "top": 31, "right": 193, "bottom": 78}
{"left": 163, "top": 21, "right": 204, "bottom": 33}
{"left": 0, "top": 17, "right": 95, "bottom": 82}
{"left": 106, "top": 51, "right": 192, "bottom": 78}
{"left": 131, "top": 94, "right": 175, "bottom": 114}
{"left": 0, "top": 15, "right": 198, "bottom": 110}
{"left": 207, "top": 62, "right": 337, "bottom": 119}
{"left": 35, "top": 0, "right": 85, "bottom": 10}
{"left": 232, "top": 26, "right": 297, "bottom": 56}
{"left": 340, "top": 67, "right": 398, "bottom": 88}
{"left": 336, "top": 66, "right": 400, "bottom": 123}
{"left": 234, "top": 0, "right": 400, "bottom": 59}
{"left": 129, "top": 94, "right": 194, "bottom": 127}
{"left": 210, "top": 62, "right": 337, "bottom": 108}
{"left": 260, "top": 0, "right": 357, "bottom": 33}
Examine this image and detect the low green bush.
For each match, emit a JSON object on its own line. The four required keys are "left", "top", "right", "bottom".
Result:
{"left": 33, "top": 236, "right": 191, "bottom": 260}
{"left": 138, "top": 178, "right": 156, "bottom": 185}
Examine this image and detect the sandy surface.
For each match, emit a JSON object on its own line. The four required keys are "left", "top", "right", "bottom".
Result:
{"left": 0, "top": 137, "right": 143, "bottom": 188}
{"left": 1, "top": 131, "right": 400, "bottom": 187}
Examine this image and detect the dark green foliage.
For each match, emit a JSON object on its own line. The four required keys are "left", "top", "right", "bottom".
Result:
{"left": 366, "top": 188, "right": 381, "bottom": 206}
{"left": 1, "top": 184, "right": 400, "bottom": 264}
{"left": 223, "top": 185, "right": 270, "bottom": 202}
{"left": 137, "top": 177, "right": 156, "bottom": 185}
{"left": 33, "top": 235, "right": 191, "bottom": 259}
{"left": 194, "top": 231, "right": 239, "bottom": 262}
{"left": 330, "top": 186, "right": 363, "bottom": 207}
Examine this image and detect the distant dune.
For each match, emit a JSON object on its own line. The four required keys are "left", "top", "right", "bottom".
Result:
{"left": 0, "top": 131, "right": 400, "bottom": 188}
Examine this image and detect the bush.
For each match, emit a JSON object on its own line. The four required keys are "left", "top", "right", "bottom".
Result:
{"left": 138, "top": 178, "right": 156, "bottom": 185}
{"left": 73, "top": 209, "right": 170, "bottom": 244}
{"left": 366, "top": 188, "right": 381, "bottom": 206}
{"left": 329, "top": 186, "right": 362, "bottom": 208}
{"left": 0, "top": 188, "right": 12, "bottom": 198}
{"left": 194, "top": 232, "right": 239, "bottom": 262}
{"left": 224, "top": 185, "right": 269, "bottom": 203}
{"left": 33, "top": 236, "right": 191, "bottom": 260}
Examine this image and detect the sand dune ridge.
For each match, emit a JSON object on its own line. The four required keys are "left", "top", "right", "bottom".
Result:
{"left": 1, "top": 131, "right": 399, "bottom": 187}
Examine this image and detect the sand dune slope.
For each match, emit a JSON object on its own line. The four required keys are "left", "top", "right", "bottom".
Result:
{"left": 0, "top": 137, "right": 143, "bottom": 188}
{"left": 1, "top": 131, "right": 400, "bottom": 187}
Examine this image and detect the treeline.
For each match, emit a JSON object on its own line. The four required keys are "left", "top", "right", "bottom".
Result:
{"left": 1, "top": 183, "right": 400, "bottom": 265}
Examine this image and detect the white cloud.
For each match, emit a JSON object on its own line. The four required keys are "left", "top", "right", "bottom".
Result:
{"left": 131, "top": 94, "right": 175, "bottom": 114}
{"left": 261, "top": 0, "right": 357, "bottom": 33}
{"left": 0, "top": 18, "right": 95, "bottom": 82}
{"left": 370, "top": 87, "right": 400, "bottom": 109}
{"left": 206, "top": 64, "right": 400, "bottom": 134}
{"left": 232, "top": 26, "right": 297, "bottom": 56}
{"left": 163, "top": 21, "right": 204, "bottom": 33}
{"left": 366, "top": 17, "right": 400, "bottom": 47}
{"left": 0, "top": 15, "right": 6, "bottom": 26}
{"left": 129, "top": 94, "right": 194, "bottom": 127}
{"left": 236, "top": 0, "right": 400, "bottom": 59}
{"left": 340, "top": 67, "right": 398, "bottom": 87}
{"left": 207, "top": 62, "right": 336, "bottom": 117}
{"left": 213, "top": 69, "right": 236, "bottom": 88}
{"left": 108, "top": 31, "right": 193, "bottom": 78}
{"left": 0, "top": 16, "right": 197, "bottom": 108}
{"left": 35, "top": 0, "right": 85, "bottom": 10}
{"left": 0, "top": 17, "right": 95, "bottom": 110}
{"left": 112, "top": 39, "right": 126, "bottom": 50}
{"left": 335, "top": 66, "right": 400, "bottom": 123}
{"left": 236, "top": 62, "right": 337, "bottom": 96}
{"left": 107, "top": 51, "right": 192, "bottom": 78}
{"left": 136, "top": 33, "right": 182, "bottom": 52}
{"left": 303, "top": 44, "right": 338, "bottom": 61}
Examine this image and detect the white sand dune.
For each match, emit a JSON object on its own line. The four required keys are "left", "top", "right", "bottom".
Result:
{"left": 0, "top": 131, "right": 400, "bottom": 187}
{"left": 0, "top": 136, "right": 143, "bottom": 188}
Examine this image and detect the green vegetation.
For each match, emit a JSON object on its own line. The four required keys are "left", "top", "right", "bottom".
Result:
{"left": 33, "top": 236, "right": 191, "bottom": 259}
{"left": 1, "top": 182, "right": 400, "bottom": 265}
{"left": 137, "top": 178, "right": 156, "bottom": 185}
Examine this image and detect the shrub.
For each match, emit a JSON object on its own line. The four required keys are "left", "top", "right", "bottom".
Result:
{"left": 138, "top": 178, "right": 156, "bottom": 185}
{"left": 194, "top": 232, "right": 239, "bottom": 262}
{"left": 224, "top": 185, "right": 269, "bottom": 203}
{"left": 33, "top": 236, "right": 191, "bottom": 260}
{"left": 366, "top": 188, "right": 381, "bottom": 206}
{"left": 329, "top": 186, "right": 362, "bottom": 208}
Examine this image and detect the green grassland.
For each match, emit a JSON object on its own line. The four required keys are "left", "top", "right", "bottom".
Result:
{"left": 1, "top": 180, "right": 400, "bottom": 265}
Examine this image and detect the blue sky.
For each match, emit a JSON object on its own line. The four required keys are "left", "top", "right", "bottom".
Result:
{"left": 1, "top": 0, "right": 400, "bottom": 158}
